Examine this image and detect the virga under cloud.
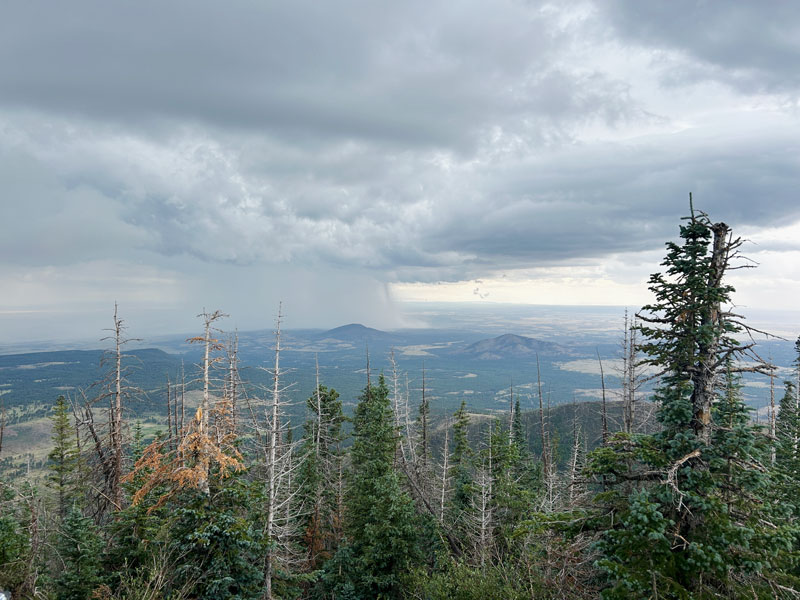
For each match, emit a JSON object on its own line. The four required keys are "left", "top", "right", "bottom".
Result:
{"left": 1, "top": 1, "right": 799, "bottom": 340}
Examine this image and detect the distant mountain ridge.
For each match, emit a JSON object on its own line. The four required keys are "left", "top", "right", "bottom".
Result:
{"left": 457, "top": 333, "right": 563, "bottom": 360}
{"left": 316, "top": 323, "right": 395, "bottom": 342}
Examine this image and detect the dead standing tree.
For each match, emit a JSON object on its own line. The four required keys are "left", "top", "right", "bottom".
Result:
{"left": 164, "top": 363, "right": 189, "bottom": 453}
{"left": 224, "top": 332, "right": 241, "bottom": 434}
{"left": 0, "top": 396, "right": 5, "bottom": 457}
{"left": 471, "top": 425, "right": 494, "bottom": 568}
{"left": 620, "top": 310, "right": 646, "bottom": 435}
{"left": 241, "top": 304, "right": 303, "bottom": 600}
{"left": 596, "top": 349, "right": 608, "bottom": 446}
{"left": 125, "top": 401, "right": 244, "bottom": 512}
{"left": 125, "top": 309, "right": 245, "bottom": 515}
{"left": 188, "top": 310, "right": 227, "bottom": 439}
{"left": 76, "top": 304, "right": 140, "bottom": 517}
{"left": 534, "top": 354, "right": 557, "bottom": 511}
{"left": 389, "top": 350, "right": 417, "bottom": 469}
{"left": 185, "top": 309, "right": 228, "bottom": 494}
{"left": 108, "top": 304, "right": 125, "bottom": 509}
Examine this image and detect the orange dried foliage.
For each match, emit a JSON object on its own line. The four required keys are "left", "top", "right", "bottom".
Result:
{"left": 124, "top": 403, "right": 243, "bottom": 512}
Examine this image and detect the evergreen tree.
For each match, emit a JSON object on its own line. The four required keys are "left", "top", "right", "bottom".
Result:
{"left": 589, "top": 205, "right": 796, "bottom": 597}
{"left": 508, "top": 399, "right": 541, "bottom": 500}
{"left": 773, "top": 338, "right": 800, "bottom": 577}
{"left": 325, "top": 374, "right": 422, "bottom": 599}
{"left": 54, "top": 506, "right": 104, "bottom": 600}
{"left": 776, "top": 380, "right": 800, "bottom": 504}
{"left": 47, "top": 396, "right": 80, "bottom": 521}
{"left": 167, "top": 480, "right": 263, "bottom": 600}
{"left": 298, "top": 383, "right": 346, "bottom": 570}
{"left": 417, "top": 367, "right": 431, "bottom": 471}
{"left": 512, "top": 397, "right": 525, "bottom": 451}
{"left": 124, "top": 389, "right": 259, "bottom": 599}
{"left": 0, "top": 486, "right": 32, "bottom": 594}
{"left": 487, "top": 420, "right": 528, "bottom": 560}
{"left": 776, "top": 337, "right": 800, "bottom": 486}
{"left": 102, "top": 422, "right": 164, "bottom": 591}
{"left": 449, "top": 400, "right": 474, "bottom": 515}
{"left": 475, "top": 419, "right": 539, "bottom": 566}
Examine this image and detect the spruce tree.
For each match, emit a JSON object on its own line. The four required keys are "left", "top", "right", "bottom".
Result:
{"left": 776, "top": 381, "right": 800, "bottom": 503}
{"left": 102, "top": 421, "right": 164, "bottom": 591}
{"left": 485, "top": 420, "right": 532, "bottom": 562}
{"left": 54, "top": 506, "right": 104, "bottom": 600}
{"left": 449, "top": 400, "right": 474, "bottom": 514}
{"left": 47, "top": 396, "right": 80, "bottom": 521}
{"left": 0, "top": 486, "right": 32, "bottom": 594}
{"left": 167, "top": 480, "right": 263, "bottom": 600}
{"left": 418, "top": 367, "right": 431, "bottom": 471}
{"left": 773, "top": 338, "right": 800, "bottom": 578}
{"left": 298, "top": 383, "right": 346, "bottom": 569}
{"left": 327, "top": 374, "right": 421, "bottom": 599}
{"left": 776, "top": 337, "right": 800, "bottom": 487}
{"left": 512, "top": 397, "right": 525, "bottom": 451}
{"left": 589, "top": 204, "right": 796, "bottom": 597}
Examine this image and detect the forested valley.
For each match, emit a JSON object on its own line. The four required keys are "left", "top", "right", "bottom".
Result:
{"left": 2, "top": 207, "right": 800, "bottom": 600}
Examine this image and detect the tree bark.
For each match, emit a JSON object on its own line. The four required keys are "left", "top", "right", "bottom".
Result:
{"left": 690, "top": 222, "right": 730, "bottom": 446}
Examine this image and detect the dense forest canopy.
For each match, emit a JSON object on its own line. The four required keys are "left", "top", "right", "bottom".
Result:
{"left": 1, "top": 207, "right": 799, "bottom": 599}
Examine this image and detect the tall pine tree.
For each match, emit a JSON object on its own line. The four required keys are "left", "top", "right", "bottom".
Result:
{"left": 298, "top": 383, "right": 346, "bottom": 570}
{"left": 589, "top": 203, "right": 796, "bottom": 597}
{"left": 323, "top": 374, "right": 422, "bottom": 599}
{"left": 47, "top": 396, "right": 80, "bottom": 521}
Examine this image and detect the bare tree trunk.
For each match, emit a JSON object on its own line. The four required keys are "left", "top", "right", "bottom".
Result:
{"left": 173, "top": 379, "right": 179, "bottom": 442}
{"left": 508, "top": 378, "right": 514, "bottom": 444}
{"left": 227, "top": 333, "right": 240, "bottom": 434}
{"left": 545, "top": 387, "right": 556, "bottom": 510}
{"left": 622, "top": 310, "right": 632, "bottom": 434}
{"left": 201, "top": 314, "right": 212, "bottom": 433}
{"left": 794, "top": 340, "right": 800, "bottom": 455}
{"left": 569, "top": 402, "right": 581, "bottom": 507}
{"left": 404, "top": 372, "right": 417, "bottom": 467}
{"left": 265, "top": 304, "right": 283, "bottom": 600}
{"left": 691, "top": 221, "right": 730, "bottom": 446}
{"left": 0, "top": 397, "right": 5, "bottom": 457}
{"left": 770, "top": 360, "right": 776, "bottom": 465}
{"left": 191, "top": 310, "right": 225, "bottom": 493}
{"left": 79, "top": 397, "right": 118, "bottom": 514}
{"left": 335, "top": 438, "right": 345, "bottom": 541}
{"left": 166, "top": 378, "right": 173, "bottom": 451}
{"left": 421, "top": 363, "right": 429, "bottom": 471}
{"left": 597, "top": 349, "right": 608, "bottom": 445}
{"left": 536, "top": 354, "right": 549, "bottom": 480}
{"left": 109, "top": 303, "right": 125, "bottom": 510}
{"left": 628, "top": 318, "right": 638, "bottom": 432}
{"left": 390, "top": 350, "right": 408, "bottom": 466}
{"left": 315, "top": 354, "right": 322, "bottom": 460}
{"left": 180, "top": 361, "right": 186, "bottom": 438}
{"left": 439, "top": 420, "right": 449, "bottom": 524}
{"left": 477, "top": 426, "right": 493, "bottom": 568}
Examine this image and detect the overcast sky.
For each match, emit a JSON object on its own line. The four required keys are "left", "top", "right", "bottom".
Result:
{"left": 1, "top": 1, "right": 799, "bottom": 342}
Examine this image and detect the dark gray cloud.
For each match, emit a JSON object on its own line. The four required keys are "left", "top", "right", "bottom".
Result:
{"left": 0, "top": 1, "right": 628, "bottom": 151}
{"left": 597, "top": 2, "right": 800, "bottom": 93}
